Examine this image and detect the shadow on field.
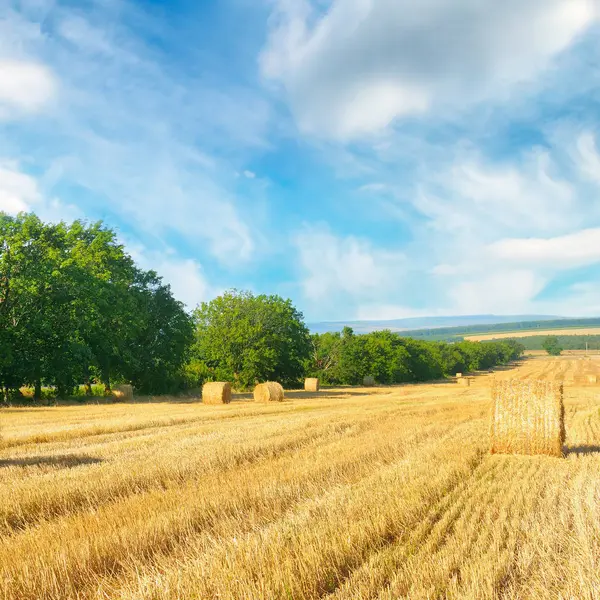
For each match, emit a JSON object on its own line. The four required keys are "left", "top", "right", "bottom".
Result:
{"left": 0, "top": 454, "right": 103, "bottom": 468}
{"left": 231, "top": 389, "right": 394, "bottom": 402}
{"left": 565, "top": 444, "right": 600, "bottom": 456}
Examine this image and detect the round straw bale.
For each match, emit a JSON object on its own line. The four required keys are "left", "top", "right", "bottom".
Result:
{"left": 490, "top": 379, "right": 564, "bottom": 458}
{"left": 363, "top": 376, "right": 375, "bottom": 387}
{"left": 304, "top": 378, "right": 320, "bottom": 392}
{"left": 113, "top": 384, "right": 133, "bottom": 401}
{"left": 202, "top": 382, "right": 232, "bottom": 405}
{"left": 254, "top": 382, "right": 285, "bottom": 402}
{"left": 587, "top": 374, "right": 597, "bottom": 384}
{"left": 458, "top": 377, "right": 471, "bottom": 386}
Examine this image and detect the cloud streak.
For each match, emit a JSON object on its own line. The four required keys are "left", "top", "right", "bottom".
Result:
{"left": 262, "top": 0, "right": 598, "bottom": 139}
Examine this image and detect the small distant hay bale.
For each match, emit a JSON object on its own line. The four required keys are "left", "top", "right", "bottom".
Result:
{"left": 304, "top": 378, "right": 320, "bottom": 392}
{"left": 587, "top": 374, "right": 597, "bottom": 384}
{"left": 113, "top": 384, "right": 133, "bottom": 401}
{"left": 490, "top": 379, "right": 564, "bottom": 458}
{"left": 363, "top": 376, "right": 376, "bottom": 387}
{"left": 202, "top": 382, "right": 232, "bottom": 405}
{"left": 254, "top": 382, "right": 285, "bottom": 403}
{"left": 458, "top": 377, "right": 471, "bottom": 387}
{"left": 455, "top": 372, "right": 463, "bottom": 378}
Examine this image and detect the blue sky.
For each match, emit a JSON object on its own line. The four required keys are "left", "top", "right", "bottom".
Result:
{"left": 2, "top": 0, "right": 600, "bottom": 321}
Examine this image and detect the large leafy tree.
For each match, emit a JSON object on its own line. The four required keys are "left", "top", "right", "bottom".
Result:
{"left": 191, "top": 290, "right": 311, "bottom": 389}
{"left": 0, "top": 213, "right": 192, "bottom": 400}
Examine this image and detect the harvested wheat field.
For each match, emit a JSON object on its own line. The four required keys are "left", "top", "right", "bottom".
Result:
{"left": 1, "top": 355, "right": 600, "bottom": 599}
{"left": 465, "top": 326, "right": 600, "bottom": 341}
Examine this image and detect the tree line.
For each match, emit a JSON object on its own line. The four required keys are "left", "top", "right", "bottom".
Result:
{"left": 305, "top": 328, "right": 524, "bottom": 385}
{"left": 1, "top": 215, "right": 525, "bottom": 401}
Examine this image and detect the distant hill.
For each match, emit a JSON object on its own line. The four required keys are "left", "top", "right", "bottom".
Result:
{"left": 308, "top": 314, "right": 563, "bottom": 335}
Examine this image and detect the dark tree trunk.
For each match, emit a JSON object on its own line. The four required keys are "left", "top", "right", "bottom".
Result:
{"left": 34, "top": 379, "right": 42, "bottom": 401}
{"left": 84, "top": 367, "right": 92, "bottom": 396}
{"left": 102, "top": 367, "right": 111, "bottom": 395}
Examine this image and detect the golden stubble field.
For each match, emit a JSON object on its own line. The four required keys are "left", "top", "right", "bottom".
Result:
{"left": 464, "top": 327, "right": 600, "bottom": 341}
{"left": 1, "top": 355, "right": 600, "bottom": 600}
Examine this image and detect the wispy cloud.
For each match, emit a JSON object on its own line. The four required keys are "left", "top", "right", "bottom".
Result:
{"left": 1, "top": 1, "right": 271, "bottom": 270}
{"left": 294, "top": 223, "right": 406, "bottom": 317}
{"left": 261, "top": 0, "right": 598, "bottom": 139}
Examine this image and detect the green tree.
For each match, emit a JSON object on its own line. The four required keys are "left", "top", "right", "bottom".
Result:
{"left": 543, "top": 336, "right": 563, "bottom": 356}
{"left": 0, "top": 212, "right": 193, "bottom": 400}
{"left": 191, "top": 290, "right": 310, "bottom": 389}
{"left": 306, "top": 332, "right": 343, "bottom": 383}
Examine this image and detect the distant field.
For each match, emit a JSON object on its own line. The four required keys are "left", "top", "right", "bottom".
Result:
{"left": 465, "top": 327, "right": 600, "bottom": 341}
{"left": 1, "top": 356, "right": 600, "bottom": 599}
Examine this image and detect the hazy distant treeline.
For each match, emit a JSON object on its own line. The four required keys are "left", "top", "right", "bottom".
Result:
{"left": 400, "top": 318, "right": 600, "bottom": 342}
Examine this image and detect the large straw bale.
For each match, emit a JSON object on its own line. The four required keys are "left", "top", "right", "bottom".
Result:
{"left": 202, "top": 382, "right": 232, "bottom": 405}
{"left": 587, "top": 374, "right": 597, "bottom": 384}
{"left": 363, "top": 376, "right": 376, "bottom": 387}
{"left": 254, "top": 382, "right": 285, "bottom": 402}
{"left": 304, "top": 378, "right": 320, "bottom": 392}
{"left": 458, "top": 377, "right": 470, "bottom": 386}
{"left": 455, "top": 372, "right": 463, "bottom": 378}
{"left": 490, "top": 379, "right": 564, "bottom": 457}
{"left": 113, "top": 384, "right": 133, "bottom": 401}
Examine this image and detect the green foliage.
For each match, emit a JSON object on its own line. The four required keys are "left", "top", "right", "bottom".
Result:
{"left": 0, "top": 213, "right": 193, "bottom": 400}
{"left": 513, "top": 335, "right": 600, "bottom": 351}
{"left": 542, "top": 336, "right": 563, "bottom": 356}
{"left": 306, "top": 330, "right": 524, "bottom": 386}
{"left": 190, "top": 290, "right": 311, "bottom": 389}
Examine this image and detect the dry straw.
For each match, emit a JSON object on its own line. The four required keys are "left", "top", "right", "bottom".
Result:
{"left": 458, "top": 378, "right": 470, "bottom": 386}
{"left": 112, "top": 384, "right": 133, "bottom": 401}
{"left": 363, "top": 376, "right": 376, "bottom": 387}
{"left": 587, "top": 374, "right": 597, "bottom": 384}
{"left": 455, "top": 372, "right": 463, "bottom": 378}
{"left": 490, "top": 379, "right": 565, "bottom": 457}
{"left": 254, "top": 382, "right": 285, "bottom": 403}
{"left": 202, "top": 382, "right": 232, "bottom": 405}
{"left": 304, "top": 378, "right": 319, "bottom": 392}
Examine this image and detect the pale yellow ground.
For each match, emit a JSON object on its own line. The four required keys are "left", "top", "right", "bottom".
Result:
{"left": 465, "top": 326, "right": 600, "bottom": 340}
{"left": 1, "top": 355, "right": 600, "bottom": 600}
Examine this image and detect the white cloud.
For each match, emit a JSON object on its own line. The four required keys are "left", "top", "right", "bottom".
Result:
{"left": 489, "top": 227, "right": 600, "bottom": 269}
{"left": 294, "top": 224, "right": 405, "bottom": 302}
{"left": 0, "top": 59, "right": 56, "bottom": 118}
{"left": 147, "top": 256, "right": 212, "bottom": 310}
{"left": 448, "top": 270, "right": 547, "bottom": 314}
{"left": 57, "top": 15, "right": 118, "bottom": 56}
{"left": 0, "top": 161, "right": 83, "bottom": 223}
{"left": 261, "top": 0, "right": 597, "bottom": 139}
{"left": 0, "top": 162, "right": 41, "bottom": 214}
{"left": 122, "top": 241, "right": 215, "bottom": 309}
{"left": 243, "top": 170, "right": 256, "bottom": 179}
{"left": 416, "top": 150, "right": 576, "bottom": 236}
{"left": 576, "top": 132, "right": 600, "bottom": 183}
{"left": 0, "top": 6, "right": 266, "bottom": 267}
